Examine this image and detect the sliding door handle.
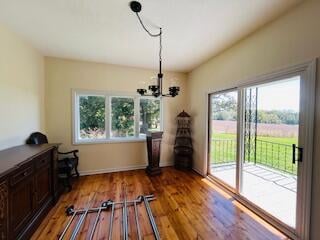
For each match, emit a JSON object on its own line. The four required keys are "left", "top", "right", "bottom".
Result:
{"left": 292, "top": 144, "right": 303, "bottom": 164}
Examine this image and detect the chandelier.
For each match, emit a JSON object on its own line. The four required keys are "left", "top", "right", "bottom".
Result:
{"left": 129, "top": 1, "right": 180, "bottom": 98}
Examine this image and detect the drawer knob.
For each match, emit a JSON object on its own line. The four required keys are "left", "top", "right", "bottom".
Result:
{"left": 23, "top": 172, "right": 28, "bottom": 176}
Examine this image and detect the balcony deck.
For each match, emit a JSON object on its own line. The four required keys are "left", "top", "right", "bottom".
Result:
{"left": 210, "top": 162, "right": 297, "bottom": 227}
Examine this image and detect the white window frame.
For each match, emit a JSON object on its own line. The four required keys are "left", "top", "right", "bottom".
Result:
{"left": 72, "top": 89, "right": 163, "bottom": 144}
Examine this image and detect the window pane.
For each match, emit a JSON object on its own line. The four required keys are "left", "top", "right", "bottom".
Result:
{"left": 241, "top": 77, "right": 300, "bottom": 228}
{"left": 140, "top": 99, "right": 161, "bottom": 135}
{"left": 79, "top": 95, "right": 106, "bottom": 139}
{"left": 111, "top": 97, "right": 135, "bottom": 137}
{"left": 209, "top": 91, "right": 238, "bottom": 189}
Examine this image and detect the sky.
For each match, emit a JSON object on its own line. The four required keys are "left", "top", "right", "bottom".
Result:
{"left": 256, "top": 76, "right": 300, "bottom": 112}
{"left": 211, "top": 76, "right": 300, "bottom": 112}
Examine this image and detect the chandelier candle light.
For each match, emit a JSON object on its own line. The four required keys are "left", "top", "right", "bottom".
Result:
{"left": 129, "top": 1, "right": 180, "bottom": 98}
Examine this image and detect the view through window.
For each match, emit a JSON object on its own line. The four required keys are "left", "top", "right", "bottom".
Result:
{"left": 74, "top": 91, "right": 162, "bottom": 143}
{"left": 210, "top": 91, "right": 238, "bottom": 188}
{"left": 209, "top": 76, "right": 300, "bottom": 229}
{"left": 79, "top": 95, "right": 106, "bottom": 139}
{"left": 111, "top": 97, "right": 135, "bottom": 138}
{"left": 139, "top": 98, "right": 161, "bottom": 135}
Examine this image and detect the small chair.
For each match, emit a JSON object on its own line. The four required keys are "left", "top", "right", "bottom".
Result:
{"left": 26, "top": 132, "right": 79, "bottom": 191}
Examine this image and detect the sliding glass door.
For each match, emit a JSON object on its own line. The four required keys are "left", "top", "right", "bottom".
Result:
{"left": 207, "top": 63, "right": 315, "bottom": 239}
{"left": 241, "top": 77, "right": 300, "bottom": 228}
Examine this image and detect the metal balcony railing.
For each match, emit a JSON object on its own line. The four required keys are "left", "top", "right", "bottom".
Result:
{"left": 211, "top": 138, "right": 297, "bottom": 175}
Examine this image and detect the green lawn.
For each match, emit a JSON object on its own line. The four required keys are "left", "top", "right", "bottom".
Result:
{"left": 211, "top": 133, "right": 297, "bottom": 174}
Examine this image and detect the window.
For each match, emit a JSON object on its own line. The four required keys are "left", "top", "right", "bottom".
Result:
{"left": 73, "top": 90, "right": 162, "bottom": 143}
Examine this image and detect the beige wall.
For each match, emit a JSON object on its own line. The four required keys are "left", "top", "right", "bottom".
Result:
{"left": 0, "top": 24, "right": 45, "bottom": 150}
{"left": 45, "top": 57, "right": 188, "bottom": 174}
{"left": 187, "top": 0, "right": 320, "bottom": 238}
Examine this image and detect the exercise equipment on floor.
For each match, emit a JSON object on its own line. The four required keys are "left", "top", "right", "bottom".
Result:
{"left": 58, "top": 194, "right": 160, "bottom": 240}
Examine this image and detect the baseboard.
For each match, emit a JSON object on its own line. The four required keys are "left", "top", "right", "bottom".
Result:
{"left": 160, "top": 161, "right": 174, "bottom": 167}
{"left": 79, "top": 161, "right": 174, "bottom": 176}
{"left": 192, "top": 167, "right": 206, "bottom": 177}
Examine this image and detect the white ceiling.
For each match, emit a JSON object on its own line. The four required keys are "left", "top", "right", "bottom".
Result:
{"left": 0, "top": 0, "right": 302, "bottom": 72}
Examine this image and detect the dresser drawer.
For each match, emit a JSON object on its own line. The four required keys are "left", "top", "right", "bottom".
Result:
{"left": 10, "top": 166, "right": 33, "bottom": 186}
{"left": 35, "top": 151, "right": 51, "bottom": 169}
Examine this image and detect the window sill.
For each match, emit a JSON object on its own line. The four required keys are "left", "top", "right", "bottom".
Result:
{"left": 73, "top": 137, "right": 147, "bottom": 145}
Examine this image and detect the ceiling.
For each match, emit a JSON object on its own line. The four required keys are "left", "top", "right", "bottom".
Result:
{"left": 0, "top": 0, "right": 302, "bottom": 72}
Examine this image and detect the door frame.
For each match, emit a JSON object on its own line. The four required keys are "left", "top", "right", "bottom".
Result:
{"left": 206, "top": 59, "right": 316, "bottom": 240}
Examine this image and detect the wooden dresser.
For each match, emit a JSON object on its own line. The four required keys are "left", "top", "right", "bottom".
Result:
{"left": 0, "top": 144, "right": 61, "bottom": 240}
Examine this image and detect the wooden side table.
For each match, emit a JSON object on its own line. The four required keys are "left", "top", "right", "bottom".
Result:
{"left": 146, "top": 131, "right": 163, "bottom": 176}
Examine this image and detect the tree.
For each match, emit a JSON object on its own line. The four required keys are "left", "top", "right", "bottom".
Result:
{"left": 212, "top": 93, "right": 237, "bottom": 121}
{"left": 257, "top": 110, "right": 298, "bottom": 125}
{"left": 258, "top": 111, "right": 281, "bottom": 124}
{"left": 140, "top": 99, "right": 160, "bottom": 134}
{"left": 210, "top": 93, "right": 299, "bottom": 125}
{"left": 79, "top": 96, "right": 105, "bottom": 132}
{"left": 111, "top": 98, "right": 134, "bottom": 137}
{"left": 79, "top": 96, "right": 161, "bottom": 138}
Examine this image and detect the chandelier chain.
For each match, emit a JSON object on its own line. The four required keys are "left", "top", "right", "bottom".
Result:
{"left": 159, "top": 28, "right": 162, "bottom": 62}
{"left": 135, "top": 12, "right": 162, "bottom": 63}
{"left": 135, "top": 13, "right": 161, "bottom": 37}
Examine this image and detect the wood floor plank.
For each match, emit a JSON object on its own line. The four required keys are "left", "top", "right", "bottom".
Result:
{"left": 32, "top": 167, "right": 290, "bottom": 240}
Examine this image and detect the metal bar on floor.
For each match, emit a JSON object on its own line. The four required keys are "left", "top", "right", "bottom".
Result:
{"left": 70, "top": 192, "right": 97, "bottom": 240}
{"left": 122, "top": 189, "right": 128, "bottom": 240}
{"left": 142, "top": 195, "right": 161, "bottom": 240}
{"left": 134, "top": 199, "right": 142, "bottom": 240}
{"left": 58, "top": 208, "right": 77, "bottom": 240}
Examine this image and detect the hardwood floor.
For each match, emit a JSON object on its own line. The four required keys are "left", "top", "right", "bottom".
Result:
{"left": 32, "top": 167, "right": 289, "bottom": 240}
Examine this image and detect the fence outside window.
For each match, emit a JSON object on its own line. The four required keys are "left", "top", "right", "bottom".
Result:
{"left": 211, "top": 138, "right": 297, "bottom": 175}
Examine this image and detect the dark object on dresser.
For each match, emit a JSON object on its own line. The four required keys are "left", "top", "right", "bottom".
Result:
{"left": 146, "top": 131, "right": 163, "bottom": 176}
{"left": 26, "top": 132, "right": 79, "bottom": 191}
{"left": 0, "top": 144, "right": 60, "bottom": 239}
{"left": 174, "top": 111, "right": 193, "bottom": 169}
